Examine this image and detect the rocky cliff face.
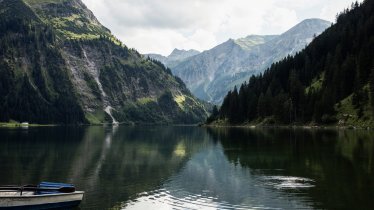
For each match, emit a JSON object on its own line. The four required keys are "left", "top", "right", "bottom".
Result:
{"left": 172, "top": 19, "right": 331, "bottom": 104}
{"left": 146, "top": 49, "right": 200, "bottom": 69}
{"left": 0, "top": 0, "right": 209, "bottom": 124}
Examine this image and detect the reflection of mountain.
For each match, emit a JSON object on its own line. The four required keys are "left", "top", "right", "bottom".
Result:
{"left": 206, "top": 128, "right": 374, "bottom": 210}
{"left": 0, "top": 126, "right": 211, "bottom": 209}
{"left": 0, "top": 127, "right": 85, "bottom": 184}
{"left": 0, "top": 127, "right": 373, "bottom": 209}
{"left": 127, "top": 142, "right": 314, "bottom": 209}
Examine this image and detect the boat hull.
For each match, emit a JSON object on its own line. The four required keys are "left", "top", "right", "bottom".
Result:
{"left": 0, "top": 191, "right": 84, "bottom": 209}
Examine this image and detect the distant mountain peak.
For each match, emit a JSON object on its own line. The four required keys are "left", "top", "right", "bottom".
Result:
{"left": 171, "top": 19, "right": 332, "bottom": 104}
{"left": 282, "top": 18, "right": 331, "bottom": 36}
{"left": 146, "top": 48, "right": 200, "bottom": 69}
{"left": 300, "top": 18, "right": 331, "bottom": 24}
{"left": 169, "top": 48, "right": 200, "bottom": 57}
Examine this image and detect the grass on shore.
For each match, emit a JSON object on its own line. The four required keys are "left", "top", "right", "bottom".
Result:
{"left": 0, "top": 121, "right": 55, "bottom": 128}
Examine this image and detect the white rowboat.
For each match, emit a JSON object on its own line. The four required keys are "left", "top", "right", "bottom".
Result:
{"left": 0, "top": 182, "right": 84, "bottom": 209}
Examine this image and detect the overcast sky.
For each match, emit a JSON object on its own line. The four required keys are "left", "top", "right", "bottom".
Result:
{"left": 81, "top": 0, "right": 362, "bottom": 56}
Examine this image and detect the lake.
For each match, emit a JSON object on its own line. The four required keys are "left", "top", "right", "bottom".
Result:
{"left": 0, "top": 126, "right": 373, "bottom": 209}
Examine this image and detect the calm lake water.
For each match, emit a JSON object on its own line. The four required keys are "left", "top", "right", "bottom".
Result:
{"left": 0, "top": 126, "right": 373, "bottom": 209}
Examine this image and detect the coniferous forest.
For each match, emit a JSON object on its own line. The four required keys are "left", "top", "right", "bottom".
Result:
{"left": 208, "top": 0, "right": 374, "bottom": 126}
{"left": 1, "top": 1, "right": 374, "bottom": 210}
{"left": 0, "top": 0, "right": 209, "bottom": 125}
{"left": 0, "top": 0, "right": 87, "bottom": 124}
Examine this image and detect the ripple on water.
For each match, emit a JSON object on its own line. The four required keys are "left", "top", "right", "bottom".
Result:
{"left": 261, "top": 176, "right": 315, "bottom": 190}
{"left": 122, "top": 187, "right": 254, "bottom": 210}
{"left": 121, "top": 174, "right": 315, "bottom": 209}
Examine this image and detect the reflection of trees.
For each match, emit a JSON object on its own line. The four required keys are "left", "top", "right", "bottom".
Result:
{"left": 207, "top": 128, "right": 338, "bottom": 170}
{"left": 67, "top": 126, "right": 210, "bottom": 209}
{"left": 0, "top": 126, "right": 211, "bottom": 210}
{"left": 3, "top": 126, "right": 372, "bottom": 209}
{"left": 0, "top": 127, "right": 85, "bottom": 184}
{"left": 76, "top": 126, "right": 186, "bottom": 209}
{"left": 335, "top": 130, "right": 374, "bottom": 174}
{"left": 206, "top": 127, "right": 374, "bottom": 209}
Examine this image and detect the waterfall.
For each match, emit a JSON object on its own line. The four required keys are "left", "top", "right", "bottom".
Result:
{"left": 83, "top": 49, "right": 118, "bottom": 125}
{"left": 104, "top": 106, "right": 119, "bottom": 125}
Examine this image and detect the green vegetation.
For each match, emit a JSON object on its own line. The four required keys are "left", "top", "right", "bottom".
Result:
{"left": 24, "top": 0, "right": 67, "bottom": 5}
{"left": 305, "top": 73, "right": 324, "bottom": 94}
{"left": 335, "top": 86, "right": 374, "bottom": 127}
{"left": 0, "top": 121, "right": 55, "bottom": 127}
{"left": 85, "top": 110, "right": 106, "bottom": 125}
{"left": 174, "top": 95, "right": 186, "bottom": 110}
{"left": 0, "top": 0, "right": 87, "bottom": 124}
{"left": 24, "top": 0, "right": 115, "bottom": 41}
{"left": 0, "top": 0, "right": 209, "bottom": 125}
{"left": 112, "top": 91, "right": 208, "bottom": 125}
{"left": 208, "top": 0, "right": 374, "bottom": 127}
{"left": 234, "top": 35, "right": 276, "bottom": 51}
{"left": 137, "top": 97, "right": 156, "bottom": 105}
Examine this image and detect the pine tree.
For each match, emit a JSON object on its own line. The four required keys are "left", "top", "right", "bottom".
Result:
{"left": 229, "top": 87, "right": 240, "bottom": 123}
{"left": 370, "top": 67, "right": 374, "bottom": 113}
{"left": 237, "top": 84, "right": 248, "bottom": 122}
{"left": 206, "top": 0, "right": 374, "bottom": 125}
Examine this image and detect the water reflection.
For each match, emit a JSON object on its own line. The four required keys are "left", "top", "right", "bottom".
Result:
{"left": 207, "top": 128, "right": 374, "bottom": 209}
{"left": 125, "top": 144, "right": 314, "bottom": 209}
{"left": 0, "top": 127, "right": 373, "bottom": 209}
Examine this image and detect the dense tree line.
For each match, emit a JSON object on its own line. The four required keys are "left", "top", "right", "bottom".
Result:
{"left": 0, "top": 0, "right": 210, "bottom": 125}
{"left": 0, "top": 7, "right": 86, "bottom": 124}
{"left": 209, "top": 0, "right": 374, "bottom": 125}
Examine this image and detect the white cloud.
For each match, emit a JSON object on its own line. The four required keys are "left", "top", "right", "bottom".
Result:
{"left": 82, "top": 0, "right": 364, "bottom": 55}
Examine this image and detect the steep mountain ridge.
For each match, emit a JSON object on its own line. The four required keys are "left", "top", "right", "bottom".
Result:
{"left": 168, "top": 49, "right": 200, "bottom": 62}
{"left": 208, "top": 1, "right": 374, "bottom": 127}
{"left": 146, "top": 48, "right": 200, "bottom": 69}
{"left": 0, "top": 0, "right": 86, "bottom": 123}
{"left": 172, "top": 19, "right": 331, "bottom": 104}
{"left": 252, "top": 19, "right": 332, "bottom": 63}
{"left": 172, "top": 39, "right": 249, "bottom": 101}
{"left": 0, "top": 0, "right": 39, "bottom": 20}
{"left": 24, "top": 0, "right": 112, "bottom": 40}
{"left": 0, "top": 0, "right": 209, "bottom": 124}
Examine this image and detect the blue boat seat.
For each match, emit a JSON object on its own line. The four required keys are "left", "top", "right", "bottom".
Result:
{"left": 36, "top": 182, "right": 75, "bottom": 195}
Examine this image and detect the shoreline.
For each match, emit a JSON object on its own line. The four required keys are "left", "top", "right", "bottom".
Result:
{"left": 0, "top": 122, "right": 201, "bottom": 128}
{"left": 0, "top": 122, "right": 57, "bottom": 128}
{"left": 1, "top": 122, "right": 371, "bottom": 130}
{"left": 201, "top": 123, "right": 373, "bottom": 130}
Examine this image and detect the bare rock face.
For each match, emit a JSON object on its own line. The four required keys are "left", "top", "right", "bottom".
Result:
{"left": 171, "top": 19, "right": 331, "bottom": 104}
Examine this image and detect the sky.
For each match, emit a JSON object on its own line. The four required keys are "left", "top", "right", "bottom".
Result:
{"left": 81, "top": 0, "right": 363, "bottom": 56}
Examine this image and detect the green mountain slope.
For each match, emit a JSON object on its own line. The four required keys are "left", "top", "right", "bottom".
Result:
{"left": 208, "top": 0, "right": 374, "bottom": 127}
{"left": 0, "top": 0, "right": 86, "bottom": 124}
{"left": 24, "top": 0, "right": 114, "bottom": 40}
{"left": 0, "top": 0, "right": 209, "bottom": 124}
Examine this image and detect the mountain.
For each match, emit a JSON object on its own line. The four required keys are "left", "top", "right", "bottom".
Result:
{"left": 0, "top": 0, "right": 209, "bottom": 124}
{"left": 145, "top": 54, "right": 168, "bottom": 66}
{"left": 172, "top": 19, "right": 331, "bottom": 104}
{"left": 234, "top": 35, "right": 278, "bottom": 51}
{"left": 207, "top": 1, "right": 374, "bottom": 127}
{"left": 146, "top": 49, "right": 200, "bottom": 69}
